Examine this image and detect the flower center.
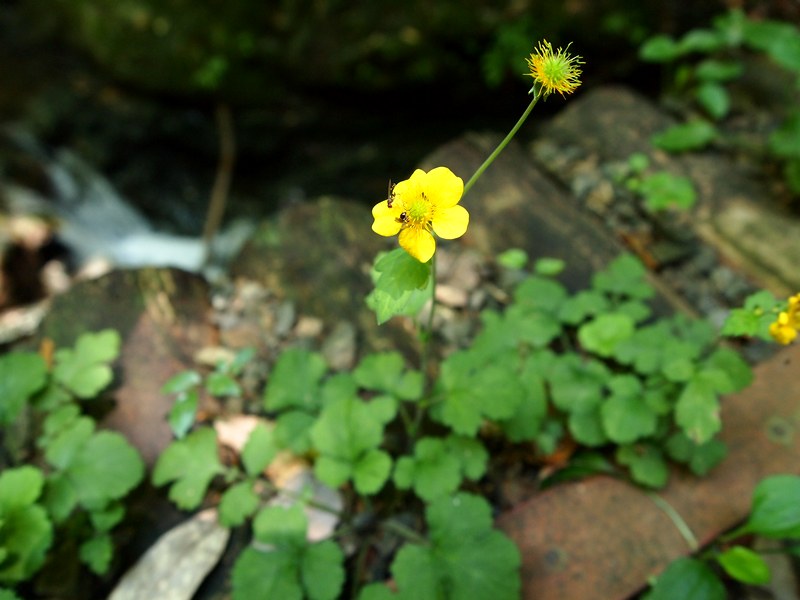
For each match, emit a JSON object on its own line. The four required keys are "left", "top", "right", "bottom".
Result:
{"left": 405, "top": 194, "right": 433, "bottom": 226}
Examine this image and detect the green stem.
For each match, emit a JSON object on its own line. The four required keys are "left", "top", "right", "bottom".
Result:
{"left": 463, "top": 93, "right": 540, "bottom": 196}
{"left": 647, "top": 492, "right": 699, "bottom": 552}
{"left": 383, "top": 517, "right": 429, "bottom": 545}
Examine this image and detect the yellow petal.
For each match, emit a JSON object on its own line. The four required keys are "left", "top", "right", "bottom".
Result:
{"left": 399, "top": 227, "right": 435, "bottom": 263}
{"left": 425, "top": 167, "right": 463, "bottom": 208}
{"left": 372, "top": 200, "right": 402, "bottom": 237}
{"left": 432, "top": 205, "right": 469, "bottom": 239}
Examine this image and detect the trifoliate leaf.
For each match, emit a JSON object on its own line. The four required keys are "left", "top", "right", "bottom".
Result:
{"left": 616, "top": 444, "right": 669, "bottom": 488}
{"left": 263, "top": 348, "right": 327, "bottom": 412}
{"left": 446, "top": 435, "right": 489, "bottom": 481}
{"left": 703, "top": 348, "right": 752, "bottom": 393}
{"left": 433, "top": 351, "right": 525, "bottom": 435}
{"left": 352, "top": 450, "right": 392, "bottom": 495}
{"left": 558, "top": 290, "right": 609, "bottom": 325}
{"left": 548, "top": 354, "right": 609, "bottom": 414}
{"left": 601, "top": 375, "right": 658, "bottom": 444}
{"left": 393, "top": 438, "right": 462, "bottom": 501}
{"left": 53, "top": 330, "right": 120, "bottom": 399}
{"left": 79, "top": 534, "right": 113, "bottom": 575}
{"left": 732, "top": 474, "right": 800, "bottom": 539}
{"left": 716, "top": 546, "right": 771, "bottom": 585}
{"left": 578, "top": 313, "right": 635, "bottom": 357}
{"left": 651, "top": 121, "right": 717, "bottom": 153}
{"left": 301, "top": 540, "right": 345, "bottom": 600}
{"left": 0, "top": 352, "right": 47, "bottom": 425}
{"left": 219, "top": 481, "right": 259, "bottom": 527}
{"left": 647, "top": 557, "right": 725, "bottom": 600}
{"left": 43, "top": 415, "right": 95, "bottom": 471}
{"left": 498, "top": 363, "right": 547, "bottom": 442}
{"left": 152, "top": 427, "right": 223, "bottom": 510}
{"left": 390, "top": 493, "right": 521, "bottom": 600}
{"left": 311, "top": 396, "right": 392, "bottom": 494}
{"left": 242, "top": 422, "right": 278, "bottom": 477}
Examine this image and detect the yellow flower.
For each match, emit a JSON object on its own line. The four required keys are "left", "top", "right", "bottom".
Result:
{"left": 525, "top": 40, "right": 584, "bottom": 99}
{"left": 372, "top": 167, "right": 469, "bottom": 263}
{"left": 769, "top": 293, "right": 800, "bottom": 345}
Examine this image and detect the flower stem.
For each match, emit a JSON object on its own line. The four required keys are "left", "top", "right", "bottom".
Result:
{"left": 463, "top": 93, "right": 540, "bottom": 196}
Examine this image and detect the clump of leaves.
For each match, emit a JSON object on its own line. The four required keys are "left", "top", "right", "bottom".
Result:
{"left": 0, "top": 330, "right": 144, "bottom": 590}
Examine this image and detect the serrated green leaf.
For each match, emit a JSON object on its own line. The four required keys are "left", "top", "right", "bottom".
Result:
{"left": 390, "top": 493, "right": 520, "bottom": 600}
{"left": 253, "top": 504, "right": 307, "bottom": 548}
{"left": 675, "top": 376, "right": 721, "bottom": 444}
{"left": 617, "top": 444, "right": 669, "bottom": 488}
{"left": 393, "top": 438, "right": 462, "bottom": 501}
{"left": 548, "top": 354, "right": 608, "bottom": 414}
{"left": 446, "top": 435, "right": 488, "bottom": 480}
{"left": 219, "top": 481, "right": 259, "bottom": 527}
{"left": 733, "top": 475, "right": 800, "bottom": 539}
{"left": 152, "top": 427, "right": 223, "bottom": 510}
{"left": 704, "top": 348, "right": 752, "bottom": 393}
{"left": 0, "top": 352, "right": 47, "bottom": 425}
{"left": 578, "top": 313, "right": 635, "bottom": 357}
{"left": 242, "top": 422, "right": 278, "bottom": 476}
{"left": 647, "top": 557, "right": 725, "bottom": 600}
{"left": 53, "top": 330, "right": 120, "bottom": 399}
{"left": 263, "top": 348, "right": 327, "bottom": 412}
{"left": 569, "top": 408, "right": 608, "bottom": 447}
{"left": 301, "top": 540, "right": 345, "bottom": 600}
{"left": 43, "top": 415, "right": 95, "bottom": 471}
{"left": 601, "top": 376, "right": 658, "bottom": 444}
{"left": 353, "top": 450, "right": 392, "bottom": 495}
{"left": 79, "top": 534, "right": 112, "bottom": 575}
{"left": 311, "top": 396, "right": 392, "bottom": 494}
{"left": 366, "top": 249, "right": 433, "bottom": 324}
{"left": 67, "top": 431, "right": 145, "bottom": 507}
{"left": 717, "top": 546, "right": 771, "bottom": 585}
{"left": 433, "top": 352, "right": 525, "bottom": 435}
{"left": 232, "top": 547, "right": 302, "bottom": 600}
{"left": 651, "top": 121, "right": 717, "bottom": 153}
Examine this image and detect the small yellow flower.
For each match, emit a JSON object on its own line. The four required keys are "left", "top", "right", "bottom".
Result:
{"left": 525, "top": 40, "right": 584, "bottom": 99}
{"left": 769, "top": 293, "right": 800, "bottom": 345}
{"left": 372, "top": 167, "right": 469, "bottom": 263}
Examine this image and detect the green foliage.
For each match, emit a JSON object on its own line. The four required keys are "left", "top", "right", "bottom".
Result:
{"left": 640, "top": 9, "right": 800, "bottom": 190}
{"left": 722, "top": 290, "right": 783, "bottom": 340}
{"left": 730, "top": 474, "right": 800, "bottom": 539}
{"left": 382, "top": 494, "right": 520, "bottom": 600}
{"left": 645, "top": 557, "right": 726, "bottom": 600}
{"left": 0, "top": 352, "right": 47, "bottom": 425}
{"left": 633, "top": 171, "right": 697, "bottom": 212}
{"left": 716, "top": 546, "right": 771, "bottom": 585}
{"left": 366, "top": 249, "right": 433, "bottom": 324}
{"left": 0, "top": 467, "right": 52, "bottom": 583}
{"left": 0, "top": 330, "right": 144, "bottom": 590}
{"left": 152, "top": 427, "right": 224, "bottom": 510}
{"left": 232, "top": 505, "right": 345, "bottom": 600}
